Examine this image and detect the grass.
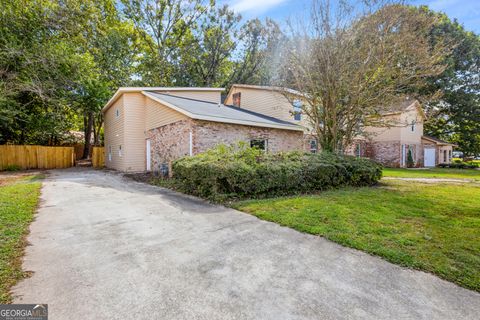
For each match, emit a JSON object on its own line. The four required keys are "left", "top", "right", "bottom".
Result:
{"left": 232, "top": 180, "right": 480, "bottom": 292}
{"left": 0, "top": 173, "right": 43, "bottom": 303}
{"left": 383, "top": 167, "right": 480, "bottom": 181}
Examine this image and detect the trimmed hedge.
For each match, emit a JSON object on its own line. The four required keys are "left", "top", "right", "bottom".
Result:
{"left": 438, "top": 159, "right": 479, "bottom": 169}
{"left": 169, "top": 143, "right": 382, "bottom": 200}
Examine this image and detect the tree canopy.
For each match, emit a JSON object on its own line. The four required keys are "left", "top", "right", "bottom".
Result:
{"left": 0, "top": 0, "right": 478, "bottom": 156}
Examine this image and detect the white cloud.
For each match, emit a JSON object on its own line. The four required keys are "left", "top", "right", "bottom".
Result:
{"left": 230, "top": 0, "right": 288, "bottom": 14}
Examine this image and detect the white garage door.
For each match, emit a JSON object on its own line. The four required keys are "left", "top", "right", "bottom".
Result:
{"left": 424, "top": 148, "right": 436, "bottom": 167}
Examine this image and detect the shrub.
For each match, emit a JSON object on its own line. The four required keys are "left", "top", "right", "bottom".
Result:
{"left": 170, "top": 143, "right": 383, "bottom": 201}
{"left": 3, "top": 165, "right": 21, "bottom": 172}
{"left": 437, "top": 160, "right": 479, "bottom": 169}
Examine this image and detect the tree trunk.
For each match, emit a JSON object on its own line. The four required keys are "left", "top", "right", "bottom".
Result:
{"left": 83, "top": 112, "right": 94, "bottom": 159}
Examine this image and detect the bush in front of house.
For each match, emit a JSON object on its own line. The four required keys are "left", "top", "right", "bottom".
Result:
{"left": 169, "top": 142, "right": 382, "bottom": 200}
{"left": 438, "top": 160, "right": 479, "bottom": 169}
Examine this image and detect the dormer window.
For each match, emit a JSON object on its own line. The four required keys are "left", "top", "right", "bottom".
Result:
{"left": 293, "top": 100, "right": 302, "bottom": 121}
{"left": 233, "top": 93, "right": 241, "bottom": 107}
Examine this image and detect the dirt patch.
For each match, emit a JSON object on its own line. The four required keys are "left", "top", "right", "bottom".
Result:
{"left": 382, "top": 177, "right": 475, "bottom": 183}
{"left": 0, "top": 171, "right": 46, "bottom": 186}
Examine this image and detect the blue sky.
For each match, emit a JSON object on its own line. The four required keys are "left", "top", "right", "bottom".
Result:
{"left": 222, "top": 0, "right": 480, "bottom": 33}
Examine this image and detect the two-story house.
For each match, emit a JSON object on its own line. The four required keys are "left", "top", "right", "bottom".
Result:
{"left": 103, "top": 85, "right": 454, "bottom": 172}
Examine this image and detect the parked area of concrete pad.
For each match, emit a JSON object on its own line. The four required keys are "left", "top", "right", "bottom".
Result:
{"left": 13, "top": 168, "right": 480, "bottom": 319}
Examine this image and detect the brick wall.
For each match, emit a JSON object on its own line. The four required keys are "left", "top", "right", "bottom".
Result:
{"left": 191, "top": 120, "right": 304, "bottom": 154}
{"left": 146, "top": 119, "right": 305, "bottom": 171}
{"left": 367, "top": 141, "right": 424, "bottom": 167}
{"left": 367, "top": 141, "right": 402, "bottom": 167}
{"left": 146, "top": 119, "right": 192, "bottom": 170}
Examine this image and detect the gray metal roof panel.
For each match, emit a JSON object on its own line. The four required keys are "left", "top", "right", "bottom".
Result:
{"left": 145, "top": 92, "right": 303, "bottom": 130}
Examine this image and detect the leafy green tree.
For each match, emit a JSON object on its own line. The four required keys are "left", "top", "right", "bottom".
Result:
{"left": 227, "top": 18, "right": 284, "bottom": 87}
{"left": 421, "top": 8, "right": 480, "bottom": 156}
{"left": 121, "top": 0, "right": 213, "bottom": 86}
{"left": 177, "top": 5, "right": 241, "bottom": 87}
{"left": 0, "top": 0, "right": 91, "bottom": 144}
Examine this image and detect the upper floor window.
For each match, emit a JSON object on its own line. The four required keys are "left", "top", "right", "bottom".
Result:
{"left": 250, "top": 139, "right": 267, "bottom": 151}
{"left": 410, "top": 120, "right": 416, "bottom": 132}
{"left": 115, "top": 108, "right": 120, "bottom": 118}
{"left": 233, "top": 92, "right": 241, "bottom": 107}
{"left": 293, "top": 100, "right": 302, "bottom": 121}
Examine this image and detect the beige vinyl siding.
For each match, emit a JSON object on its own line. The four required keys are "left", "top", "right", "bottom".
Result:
{"left": 122, "top": 93, "right": 146, "bottom": 172}
{"left": 160, "top": 90, "right": 221, "bottom": 103}
{"left": 399, "top": 107, "right": 424, "bottom": 144}
{"left": 104, "top": 95, "right": 125, "bottom": 171}
{"left": 225, "top": 87, "right": 307, "bottom": 127}
{"left": 145, "top": 97, "right": 187, "bottom": 131}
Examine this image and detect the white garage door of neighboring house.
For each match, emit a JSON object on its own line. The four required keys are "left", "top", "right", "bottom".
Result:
{"left": 424, "top": 148, "right": 436, "bottom": 167}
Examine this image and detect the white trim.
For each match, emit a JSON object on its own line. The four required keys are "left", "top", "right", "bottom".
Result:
{"left": 189, "top": 131, "right": 193, "bottom": 156}
{"left": 142, "top": 91, "right": 304, "bottom": 132}
{"left": 146, "top": 139, "right": 151, "bottom": 171}
{"left": 103, "top": 87, "right": 225, "bottom": 112}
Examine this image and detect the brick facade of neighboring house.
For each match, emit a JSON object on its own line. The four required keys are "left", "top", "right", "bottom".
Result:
{"left": 146, "top": 118, "right": 304, "bottom": 170}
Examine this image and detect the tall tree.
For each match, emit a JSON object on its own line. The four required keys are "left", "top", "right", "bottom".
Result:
{"left": 278, "top": 1, "right": 451, "bottom": 152}
{"left": 121, "top": 0, "right": 213, "bottom": 86}
{"left": 421, "top": 8, "right": 480, "bottom": 156}
{"left": 0, "top": 0, "right": 91, "bottom": 145}
{"left": 227, "top": 18, "right": 284, "bottom": 87}
{"left": 177, "top": 5, "right": 241, "bottom": 87}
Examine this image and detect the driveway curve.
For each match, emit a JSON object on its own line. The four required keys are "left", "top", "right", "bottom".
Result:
{"left": 13, "top": 169, "right": 480, "bottom": 319}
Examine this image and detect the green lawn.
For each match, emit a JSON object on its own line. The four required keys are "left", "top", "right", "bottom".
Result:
{"left": 232, "top": 180, "right": 480, "bottom": 292}
{"left": 0, "top": 174, "right": 43, "bottom": 303}
{"left": 383, "top": 167, "right": 480, "bottom": 180}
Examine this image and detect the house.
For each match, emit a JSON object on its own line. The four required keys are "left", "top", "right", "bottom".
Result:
{"left": 103, "top": 85, "right": 454, "bottom": 172}
{"left": 102, "top": 87, "right": 303, "bottom": 172}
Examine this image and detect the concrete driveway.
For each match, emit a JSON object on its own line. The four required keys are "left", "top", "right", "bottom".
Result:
{"left": 13, "top": 169, "right": 480, "bottom": 319}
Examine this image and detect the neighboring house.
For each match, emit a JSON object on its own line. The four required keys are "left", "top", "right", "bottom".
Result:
{"left": 103, "top": 85, "right": 454, "bottom": 172}
{"left": 102, "top": 87, "right": 303, "bottom": 172}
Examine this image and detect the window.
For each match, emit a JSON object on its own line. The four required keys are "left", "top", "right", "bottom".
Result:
{"left": 443, "top": 150, "right": 447, "bottom": 163}
{"left": 118, "top": 145, "right": 122, "bottom": 157}
{"left": 410, "top": 120, "right": 416, "bottom": 132}
{"left": 293, "top": 100, "right": 302, "bottom": 121}
{"left": 355, "top": 143, "right": 362, "bottom": 157}
{"left": 448, "top": 150, "right": 452, "bottom": 162}
{"left": 310, "top": 139, "right": 317, "bottom": 153}
{"left": 232, "top": 92, "right": 241, "bottom": 107}
{"left": 250, "top": 139, "right": 267, "bottom": 151}
{"left": 115, "top": 108, "right": 120, "bottom": 118}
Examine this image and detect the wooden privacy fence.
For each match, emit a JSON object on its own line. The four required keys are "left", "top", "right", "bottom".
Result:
{"left": 0, "top": 145, "right": 75, "bottom": 170}
{"left": 92, "top": 146, "right": 105, "bottom": 168}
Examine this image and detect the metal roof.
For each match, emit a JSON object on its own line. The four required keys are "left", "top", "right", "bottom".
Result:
{"left": 143, "top": 92, "right": 303, "bottom": 131}
{"left": 102, "top": 87, "right": 224, "bottom": 112}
